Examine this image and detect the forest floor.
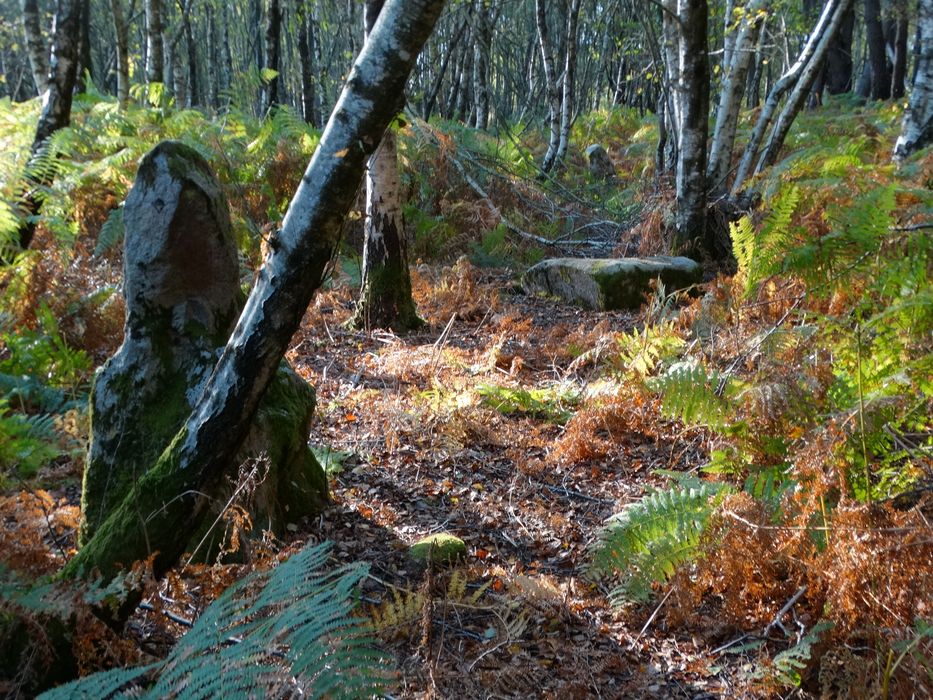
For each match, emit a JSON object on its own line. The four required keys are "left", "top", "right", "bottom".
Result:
{"left": 4, "top": 258, "right": 751, "bottom": 699}
{"left": 290, "top": 265, "right": 731, "bottom": 699}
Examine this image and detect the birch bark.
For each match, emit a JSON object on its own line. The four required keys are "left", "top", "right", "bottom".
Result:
{"left": 707, "top": 0, "right": 769, "bottom": 195}
{"left": 894, "top": 0, "right": 933, "bottom": 160}
{"left": 351, "top": 0, "right": 422, "bottom": 331}
{"left": 20, "top": 0, "right": 48, "bottom": 95}
{"left": 535, "top": 0, "right": 560, "bottom": 172}
{"left": 731, "top": 0, "right": 844, "bottom": 192}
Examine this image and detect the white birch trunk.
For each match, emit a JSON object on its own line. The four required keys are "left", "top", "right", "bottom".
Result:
{"left": 755, "top": 0, "right": 854, "bottom": 173}
{"left": 535, "top": 0, "right": 561, "bottom": 172}
{"left": 555, "top": 0, "right": 583, "bottom": 164}
{"left": 731, "top": 0, "right": 842, "bottom": 193}
{"left": 894, "top": 0, "right": 933, "bottom": 160}
{"left": 707, "top": 0, "right": 769, "bottom": 195}
{"left": 65, "top": 0, "right": 446, "bottom": 580}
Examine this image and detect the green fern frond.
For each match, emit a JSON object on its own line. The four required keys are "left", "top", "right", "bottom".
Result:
{"left": 39, "top": 542, "right": 390, "bottom": 700}
{"left": 748, "top": 620, "right": 833, "bottom": 688}
{"left": 614, "top": 321, "right": 685, "bottom": 377}
{"left": 743, "top": 465, "right": 795, "bottom": 511}
{"left": 589, "top": 482, "right": 731, "bottom": 603}
{"left": 94, "top": 206, "right": 124, "bottom": 257}
{"left": 648, "top": 362, "right": 731, "bottom": 429}
{"left": 732, "top": 185, "right": 801, "bottom": 297}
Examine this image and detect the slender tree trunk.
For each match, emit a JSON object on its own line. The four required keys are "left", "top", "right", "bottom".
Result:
{"left": 13, "top": 0, "right": 82, "bottom": 253}
{"left": 423, "top": 17, "right": 464, "bottom": 120}
{"left": 674, "top": 0, "right": 710, "bottom": 250}
{"left": 732, "top": 0, "right": 847, "bottom": 193}
{"left": 708, "top": 0, "right": 769, "bottom": 195}
{"left": 472, "top": 1, "right": 491, "bottom": 130}
{"left": 455, "top": 41, "right": 473, "bottom": 122}
{"left": 755, "top": 0, "right": 854, "bottom": 172}
{"left": 65, "top": 0, "right": 446, "bottom": 582}
{"left": 894, "top": 0, "right": 933, "bottom": 159}
{"left": 183, "top": 9, "right": 197, "bottom": 107}
{"left": 206, "top": 4, "right": 219, "bottom": 109}
{"left": 535, "top": 0, "right": 560, "bottom": 172}
{"left": 220, "top": 3, "right": 233, "bottom": 100}
{"left": 110, "top": 0, "right": 130, "bottom": 108}
{"left": 351, "top": 0, "right": 422, "bottom": 332}
{"left": 21, "top": 0, "right": 49, "bottom": 95}
{"left": 297, "top": 0, "right": 318, "bottom": 125}
{"left": 865, "top": 0, "right": 889, "bottom": 99}
{"left": 746, "top": 15, "right": 767, "bottom": 107}
{"left": 145, "top": 0, "right": 163, "bottom": 84}
{"left": 261, "top": 0, "right": 282, "bottom": 115}
{"left": 555, "top": 0, "right": 583, "bottom": 164}
{"left": 76, "top": 0, "right": 91, "bottom": 90}
{"left": 890, "top": 12, "right": 909, "bottom": 99}
{"left": 822, "top": 1, "right": 854, "bottom": 94}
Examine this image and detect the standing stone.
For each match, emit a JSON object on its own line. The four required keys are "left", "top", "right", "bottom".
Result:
{"left": 585, "top": 144, "right": 616, "bottom": 182}
{"left": 80, "top": 141, "right": 327, "bottom": 552}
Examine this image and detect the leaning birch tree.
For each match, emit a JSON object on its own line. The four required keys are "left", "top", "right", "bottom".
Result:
{"left": 13, "top": 0, "right": 82, "bottom": 252}
{"left": 64, "top": 0, "right": 446, "bottom": 581}
{"left": 731, "top": 0, "right": 853, "bottom": 193}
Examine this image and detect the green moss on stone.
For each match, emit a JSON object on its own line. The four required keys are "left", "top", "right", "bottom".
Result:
{"left": 409, "top": 533, "right": 466, "bottom": 564}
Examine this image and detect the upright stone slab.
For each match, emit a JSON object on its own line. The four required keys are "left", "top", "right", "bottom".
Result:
{"left": 523, "top": 256, "right": 702, "bottom": 311}
{"left": 80, "top": 141, "right": 327, "bottom": 551}
{"left": 585, "top": 144, "right": 616, "bottom": 182}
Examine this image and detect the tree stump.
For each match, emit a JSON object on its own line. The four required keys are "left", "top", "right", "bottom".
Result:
{"left": 80, "top": 141, "right": 327, "bottom": 556}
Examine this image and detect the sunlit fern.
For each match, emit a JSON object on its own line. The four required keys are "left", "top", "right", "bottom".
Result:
{"left": 589, "top": 481, "right": 731, "bottom": 603}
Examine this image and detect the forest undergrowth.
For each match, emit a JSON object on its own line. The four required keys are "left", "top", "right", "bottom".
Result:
{"left": 0, "top": 91, "right": 931, "bottom": 698}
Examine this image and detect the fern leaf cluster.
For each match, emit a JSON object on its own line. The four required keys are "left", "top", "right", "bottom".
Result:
{"left": 589, "top": 482, "right": 730, "bottom": 603}
{"left": 38, "top": 542, "right": 390, "bottom": 699}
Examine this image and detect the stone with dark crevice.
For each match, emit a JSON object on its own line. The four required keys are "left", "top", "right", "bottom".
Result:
{"left": 80, "top": 141, "right": 327, "bottom": 554}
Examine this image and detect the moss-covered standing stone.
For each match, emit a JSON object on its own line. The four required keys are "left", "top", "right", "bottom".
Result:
{"left": 80, "top": 141, "right": 327, "bottom": 554}
{"left": 522, "top": 256, "right": 702, "bottom": 311}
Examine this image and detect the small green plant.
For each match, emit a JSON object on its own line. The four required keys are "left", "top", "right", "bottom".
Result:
{"left": 747, "top": 621, "right": 833, "bottom": 690}
{"left": 589, "top": 480, "right": 731, "bottom": 603}
{"left": 475, "top": 383, "right": 579, "bottom": 424}
{"left": 0, "top": 398, "right": 62, "bottom": 479}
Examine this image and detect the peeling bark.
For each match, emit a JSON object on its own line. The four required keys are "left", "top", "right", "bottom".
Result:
{"left": 674, "top": 0, "right": 710, "bottom": 250}
{"left": 351, "top": 0, "right": 422, "bottom": 332}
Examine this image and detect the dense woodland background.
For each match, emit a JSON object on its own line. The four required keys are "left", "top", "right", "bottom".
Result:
{"left": 0, "top": 0, "right": 931, "bottom": 697}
